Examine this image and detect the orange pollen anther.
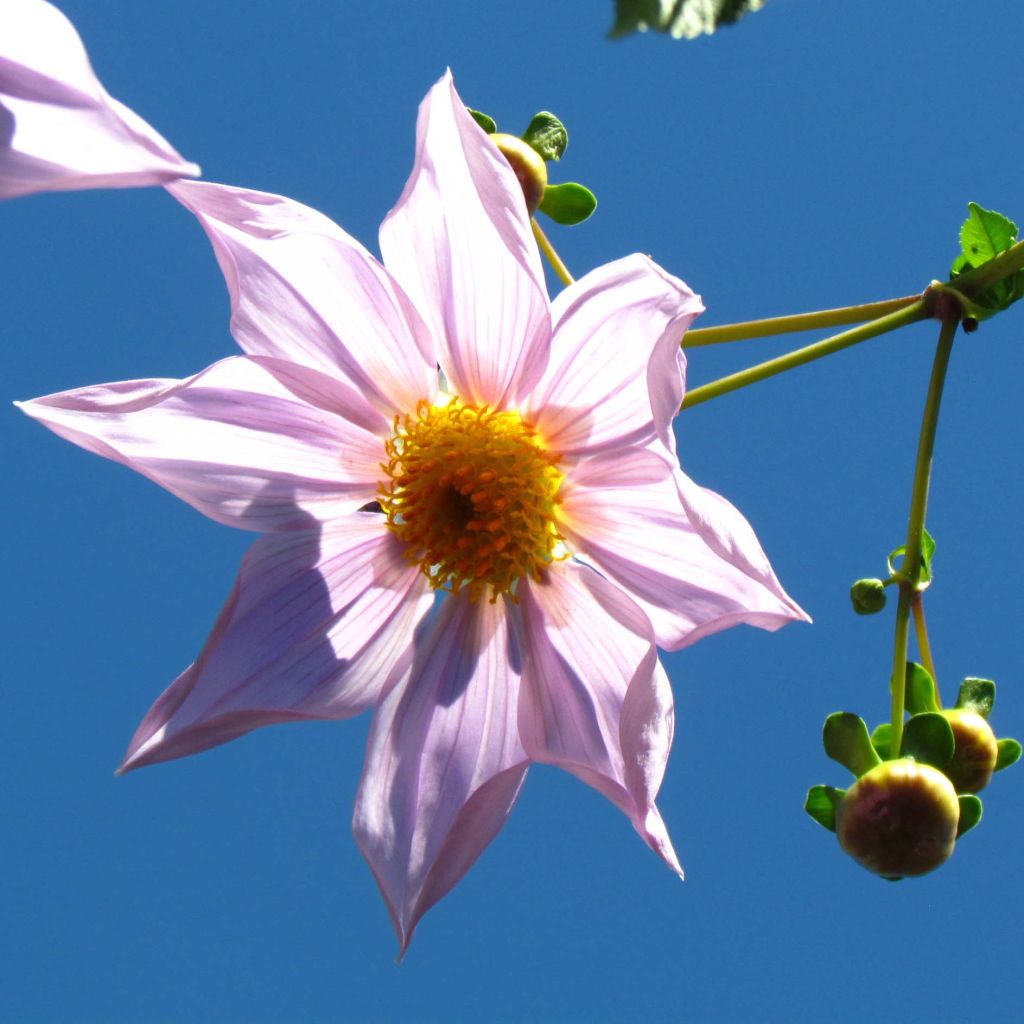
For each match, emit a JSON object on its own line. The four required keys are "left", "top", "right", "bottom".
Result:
{"left": 378, "top": 399, "right": 565, "bottom": 602}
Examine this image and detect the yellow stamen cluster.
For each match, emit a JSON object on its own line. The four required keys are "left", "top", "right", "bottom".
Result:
{"left": 379, "top": 399, "right": 565, "bottom": 602}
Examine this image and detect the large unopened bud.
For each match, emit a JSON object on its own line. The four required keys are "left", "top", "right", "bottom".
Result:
{"left": 836, "top": 759, "right": 959, "bottom": 878}
{"left": 940, "top": 710, "right": 999, "bottom": 793}
{"left": 491, "top": 133, "right": 548, "bottom": 214}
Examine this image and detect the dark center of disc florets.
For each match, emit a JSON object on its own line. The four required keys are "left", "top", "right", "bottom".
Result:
{"left": 378, "top": 398, "right": 565, "bottom": 602}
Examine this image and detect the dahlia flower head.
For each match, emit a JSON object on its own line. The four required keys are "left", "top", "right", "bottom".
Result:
{"left": 0, "top": 0, "right": 197, "bottom": 199}
{"left": 19, "top": 70, "right": 806, "bottom": 953}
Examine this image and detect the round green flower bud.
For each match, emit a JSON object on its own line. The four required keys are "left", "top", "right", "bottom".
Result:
{"left": 491, "top": 133, "right": 548, "bottom": 214}
{"left": 940, "top": 709, "right": 998, "bottom": 793}
{"left": 836, "top": 759, "right": 959, "bottom": 878}
{"left": 850, "top": 578, "right": 887, "bottom": 615}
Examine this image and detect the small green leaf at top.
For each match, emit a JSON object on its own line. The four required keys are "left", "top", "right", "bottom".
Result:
{"left": 522, "top": 112, "right": 568, "bottom": 162}
{"left": 804, "top": 785, "right": 845, "bottom": 833}
{"left": 610, "top": 0, "right": 767, "bottom": 40}
{"left": 950, "top": 202, "right": 1024, "bottom": 318}
{"left": 995, "top": 738, "right": 1022, "bottom": 772}
{"left": 823, "top": 712, "right": 882, "bottom": 778}
{"left": 953, "top": 203, "right": 1017, "bottom": 273}
{"left": 901, "top": 712, "right": 955, "bottom": 769}
{"left": 956, "top": 794, "right": 983, "bottom": 838}
{"left": 468, "top": 109, "right": 497, "bottom": 134}
{"left": 905, "top": 662, "right": 941, "bottom": 715}
{"left": 539, "top": 182, "right": 597, "bottom": 226}
{"left": 955, "top": 677, "right": 995, "bottom": 718}
{"left": 871, "top": 722, "right": 892, "bottom": 760}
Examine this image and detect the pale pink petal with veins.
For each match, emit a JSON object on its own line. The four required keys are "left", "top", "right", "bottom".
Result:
{"left": 0, "top": 0, "right": 198, "bottom": 198}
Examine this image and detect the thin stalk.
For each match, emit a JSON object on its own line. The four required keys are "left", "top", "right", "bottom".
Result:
{"left": 531, "top": 219, "right": 574, "bottom": 287}
{"left": 911, "top": 594, "right": 939, "bottom": 699}
{"left": 682, "top": 300, "right": 927, "bottom": 410}
{"left": 889, "top": 316, "right": 957, "bottom": 755}
{"left": 952, "top": 237, "right": 1024, "bottom": 296}
{"left": 684, "top": 295, "right": 919, "bottom": 347}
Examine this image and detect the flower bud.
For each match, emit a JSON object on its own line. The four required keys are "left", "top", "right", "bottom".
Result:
{"left": 491, "top": 133, "right": 548, "bottom": 214}
{"left": 836, "top": 759, "right": 959, "bottom": 878}
{"left": 850, "top": 578, "right": 887, "bottom": 615}
{"left": 940, "top": 709, "right": 998, "bottom": 793}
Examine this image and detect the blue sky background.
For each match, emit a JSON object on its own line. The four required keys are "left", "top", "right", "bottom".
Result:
{"left": 4, "top": 2, "right": 1023, "bottom": 1021}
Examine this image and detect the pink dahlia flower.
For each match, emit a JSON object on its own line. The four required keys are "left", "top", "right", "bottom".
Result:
{"left": 19, "top": 72, "right": 806, "bottom": 953}
{"left": 0, "top": 0, "right": 198, "bottom": 199}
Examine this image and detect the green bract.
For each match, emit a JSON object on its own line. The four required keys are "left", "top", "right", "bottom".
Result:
{"left": 539, "top": 183, "right": 597, "bottom": 226}
{"left": 522, "top": 112, "right": 567, "bottom": 162}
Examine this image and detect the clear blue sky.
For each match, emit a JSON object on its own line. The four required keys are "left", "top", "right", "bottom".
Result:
{"left": 5, "top": 2, "right": 1023, "bottom": 1021}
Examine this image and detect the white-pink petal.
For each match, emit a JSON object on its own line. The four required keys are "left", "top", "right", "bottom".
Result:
{"left": 379, "top": 71, "right": 551, "bottom": 409}
{"left": 516, "top": 562, "right": 682, "bottom": 876}
{"left": 353, "top": 595, "right": 529, "bottom": 956}
{"left": 168, "top": 180, "right": 437, "bottom": 421}
{"left": 0, "top": 0, "right": 198, "bottom": 199}
{"left": 560, "top": 461, "right": 808, "bottom": 650}
{"left": 17, "top": 356, "right": 384, "bottom": 532}
{"left": 122, "top": 516, "right": 431, "bottom": 771}
{"left": 527, "top": 254, "right": 702, "bottom": 457}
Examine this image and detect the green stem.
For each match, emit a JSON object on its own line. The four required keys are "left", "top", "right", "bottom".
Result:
{"left": 911, "top": 594, "right": 939, "bottom": 700}
{"left": 684, "top": 295, "right": 919, "bottom": 347}
{"left": 531, "top": 219, "right": 574, "bottom": 287}
{"left": 682, "top": 300, "right": 927, "bottom": 410}
{"left": 889, "top": 316, "right": 957, "bottom": 755}
{"left": 952, "top": 237, "right": 1024, "bottom": 296}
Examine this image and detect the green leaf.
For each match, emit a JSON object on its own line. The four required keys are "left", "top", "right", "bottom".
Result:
{"left": 958, "top": 203, "right": 1017, "bottom": 268}
{"left": 921, "top": 529, "right": 936, "bottom": 579}
{"left": 870, "top": 722, "right": 892, "bottom": 760}
{"left": 887, "top": 529, "right": 934, "bottom": 588}
{"left": 956, "top": 795, "right": 983, "bottom": 838}
{"left": 522, "top": 112, "right": 567, "bottom": 162}
{"left": 954, "top": 677, "right": 995, "bottom": 718}
{"left": 995, "top": 737, "right": 1022, "bottom": 772}
{"left": 610, "top": 0, "right": 767, "bottom": 40}
{"left": 905, "top": 662, "right": 941, "bottom": 715}
{"left": 539, "top": 183, "right": 597, "bottom": 225}
{"left": 804, "top": 785, "right": 845, "bottom": 833}
{"left": 468, "top": 109, "right": 497, "bottom": 134}
{"left": 823, "top": 712, "right": 882, "bottom": 778}
{"left": 900, "top": 712, "right": 955, "bottom": 768}
{"left": 949, "top": 203, "right": 1024, "bottom": 317}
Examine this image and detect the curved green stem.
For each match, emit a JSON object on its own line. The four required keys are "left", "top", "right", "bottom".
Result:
{"left": 889, "top": 316, "right": 958, "bottom": 755}
{"left": 952, "top": 237, "right": 1024, "bottom": 296}
{"left": 531, "top": 219, "right": 574, "bottom": 286}
{"left": 682, "top": 300, "right": 928, "bottom": 410}
{"left": 911, "top": 594, "right": 939, "bottom": 699}
{"left": 684, "top": 295, "right": 919, "bottom": 347}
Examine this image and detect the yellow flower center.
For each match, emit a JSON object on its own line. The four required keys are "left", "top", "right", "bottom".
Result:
{"left": 379, "top": 399, "right": 565, "bottom": 602}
